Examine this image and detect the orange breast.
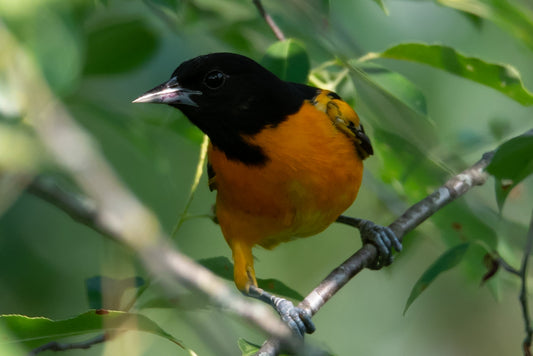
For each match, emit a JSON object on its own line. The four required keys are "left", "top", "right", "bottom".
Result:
{"left": 209, "top": 102, "right": 363, "bottom": 250}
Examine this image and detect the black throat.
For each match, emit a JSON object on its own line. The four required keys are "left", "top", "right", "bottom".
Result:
{"left": 178, "top": 82, "right": 318, "bottom": 165}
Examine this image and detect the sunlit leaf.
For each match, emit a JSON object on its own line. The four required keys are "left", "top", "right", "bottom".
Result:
{"left": 437, "top": 0, "right": 533, "bottom": 51}
{"left": 84, "top": 18, "right": 159, "bottom": 75}
{"left": 171, "top": 135, "right": 209, "bottom": 237}
{"left": 0, "top": 311, "right": 188, "bottom": 350}
{"left": 404, "top": 243, "right": 470, "bottom": 314}
{"left": 486, "top": 130, "right": 533, "bottom": 210}
{"left": 365, "top": 43, "right": 533, "bottom": 106}
{"left": 198, "top": 257, "right": 304, "bottom": 300}
{"left": 262, "top": 39, "right": 310, "bottom": 83}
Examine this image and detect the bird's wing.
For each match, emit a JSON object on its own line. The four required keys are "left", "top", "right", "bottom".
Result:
{"left": 312, "top": 90, "right": 373, "bottom": 159}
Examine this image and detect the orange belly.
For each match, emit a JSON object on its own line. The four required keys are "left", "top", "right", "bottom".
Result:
{"left": 209, "top": 102, "right": 363, "bottom": 250}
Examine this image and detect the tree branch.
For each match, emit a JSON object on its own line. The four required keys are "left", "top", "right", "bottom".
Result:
{"left": 257, "top": 150, "right": 496, "bottom": 355}
{"left": 252, "top": 0, "right": 286, "bottom": 41}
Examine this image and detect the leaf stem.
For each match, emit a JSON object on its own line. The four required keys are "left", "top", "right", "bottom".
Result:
{"left": 171, "top": 134, "right": 209, "bottom": 237}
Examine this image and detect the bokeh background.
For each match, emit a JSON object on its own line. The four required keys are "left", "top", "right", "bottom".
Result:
{"left": 1, "top": 0, "right": 533, "bottom": 355}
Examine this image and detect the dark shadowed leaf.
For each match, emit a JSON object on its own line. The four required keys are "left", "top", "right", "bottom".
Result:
{"left": 487, "top": 130, "right": 533, "bottom": 210}
{"left": 404, "top": 243, "right": 470, "bottom": 314}
{"left": 84, "top": 18, "right": 159, "bottom": 75}
{"left": 261, "top": 39, "right": 310, "bottom": 83}
{"left": 481, "top": 253, "right": 500, "bottom": 285}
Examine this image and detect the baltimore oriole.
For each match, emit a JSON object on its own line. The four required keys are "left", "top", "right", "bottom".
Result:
{"left": 133, "top": 53, "right": 402, "bottom": 336}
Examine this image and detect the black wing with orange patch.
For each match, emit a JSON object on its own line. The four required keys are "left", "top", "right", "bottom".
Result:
{"left": 311, "top": 90, "right": 373, "bottom": 160}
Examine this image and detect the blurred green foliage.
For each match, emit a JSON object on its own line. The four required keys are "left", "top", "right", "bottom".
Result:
{"left": 0, "top": 0, "right": 532, "bottom": 355}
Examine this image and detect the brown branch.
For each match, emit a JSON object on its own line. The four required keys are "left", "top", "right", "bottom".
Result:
{"left": 257, "top": 150, "right": 496, "bottom": 354}
{"left": 252, "top": 0, "right": 286, "bottom": 41}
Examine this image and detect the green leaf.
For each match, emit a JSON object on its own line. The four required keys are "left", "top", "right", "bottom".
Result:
{"left": 261, "top": 39, "right": 310, "bottom": 83}
{"left": 356, "top": 62, "right": 427, "bottom": 116}
{"left": 404, "top": 243, "right": 470, "bottom": 315}
{"left": 347, "top": 63, "right": 438, "bottom": 154}
{"left": 86, "top": 276, "right": 145, "bottom": 310}
{"left": 84, "top": 18, "right": 159, "bottom": 75}
{"left": 198, "top": 257, "right": 304, "bottom": 300}
{"left": 0, "top": 310, "right": 188, "bottom": 351}
{"left": 366, "top": 43, "right": 533, "bottom": 106}
{"left": 486, "top": 130, "right": 533, "bottom": 210}
{"left": 238, "top": 338, "right": 261, "bottom": 356}
{"left": 372, "top": 0, "right": 389, "bottom": 15}
{"left": 437, "top": 0, "right": 533, "bottom": 51}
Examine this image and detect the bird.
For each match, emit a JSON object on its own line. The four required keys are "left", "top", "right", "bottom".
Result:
{"left": 133, "top": 53, "right": 402, "bottom": 336}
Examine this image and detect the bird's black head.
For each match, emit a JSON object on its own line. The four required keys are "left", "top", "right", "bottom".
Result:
{"left": 133, "top": 53, "right": 317, "bottom": 164}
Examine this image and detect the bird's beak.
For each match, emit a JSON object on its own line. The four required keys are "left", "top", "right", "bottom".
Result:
{"left": 132, "top": 76, "right": 202, "bottom": 107}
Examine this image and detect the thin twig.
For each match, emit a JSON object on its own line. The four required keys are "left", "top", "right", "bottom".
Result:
{"left": 498, "top": 256, "right": 521, "bottom": 277}
{"left": 28, "top": 334, "right": 107, "bottom": 355}
{"left": 520, "top": 211, "right": 533, "bottom": 356}
{"left": 252, "top": 0, "right": 286, "bottom": 41}
{"left": 257, "top": 150, "right": 496, "bottom": 355}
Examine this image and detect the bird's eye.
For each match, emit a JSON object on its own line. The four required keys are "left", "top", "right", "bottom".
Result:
{"left": 203, "top": 70, "right": 227, "bottom": 89}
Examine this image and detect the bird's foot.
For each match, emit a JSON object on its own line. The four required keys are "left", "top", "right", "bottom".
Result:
{"left": 357, "top": 219, "right": 402, "bottom": 269}
{"left": 271, "top": 296, "right": 315, "bottom": 337}
{"left": 249, "top": 285, "right": 315, "bottom": 337}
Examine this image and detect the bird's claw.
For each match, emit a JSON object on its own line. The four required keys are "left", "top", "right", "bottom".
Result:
{"left": 359, "top": 220, "right": 402, "bottom": 270}
{"left": 272, "top": 297, "right": 315, "bottom": 337}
